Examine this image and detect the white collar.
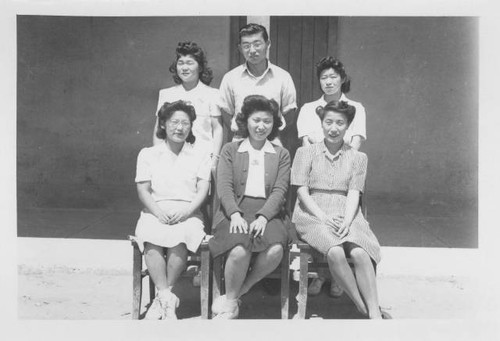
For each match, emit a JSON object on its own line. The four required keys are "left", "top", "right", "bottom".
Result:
{"left": 158, "top": 140, "right": 192, "bottom": 155}
{"left": 320, "top": 93, "right": 347, "bottom": 104}
{"left": 237, "top": 138, "right": 276, "bottom": 154}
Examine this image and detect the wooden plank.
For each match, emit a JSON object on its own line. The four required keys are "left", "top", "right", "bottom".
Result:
{"left": 288, "top": 17, "right": 303, "bottom": 107}
{"left": 275, "top": 17, "right": 290, "bottom": 71}
{"left": 313, "top": 17, "right": 329, "bottom": 99}
{"left": 300, "top": 17, "right": 315, "bottom": 105}
{"left": 327, "top": 16, "right": 339, "bottom": 58}
{"left": 269, "top": 17, "right": 278, "bottom": 64}
{"left": 229, "top": 16, "right": 247, "bottom": 69}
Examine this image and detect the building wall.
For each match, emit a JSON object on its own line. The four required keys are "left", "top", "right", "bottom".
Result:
{"left": 17, "top": 16, "right": 230, "bottom": 208}
{"left": 17, "top": 16, "right": 478, "bottom": 213}
{"left": 336, "top": 17, "right": 478, "bottom": 207}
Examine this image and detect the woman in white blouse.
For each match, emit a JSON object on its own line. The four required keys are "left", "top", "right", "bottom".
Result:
{"left": 135, "top": 100, "right": 211, "bottom": 320}
{"left": 152, "top": 41, "right": 223, "bottom": 172}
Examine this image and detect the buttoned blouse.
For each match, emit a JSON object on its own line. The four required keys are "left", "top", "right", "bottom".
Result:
{"left": 291, "top": 142, "right": 367, "bottom": 193}
{"left": 237, "top": 138, "right": 276, "bottom": 198}
{"left": 296, "top": 94, "right": 367, "bottom": 145}
{"left": 218, "top": 61, "right": 297, "bottom": 131}
{"left": 156, "top": 82, "right": 221, "bottom": 152}
{"left": 135, "top": 142, "right": 211, "bottom": 202}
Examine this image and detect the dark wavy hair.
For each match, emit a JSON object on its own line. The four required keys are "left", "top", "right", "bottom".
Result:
{"left": 316, "top": 100, "right": 356, "bottom": 126}
{"left": 168, "top": 41, "right": 213, "bottom": 85}
{"left": 316, "top": 56, "right": 351, "bottom": 93}
{"left": 239, "top": 23, "right": 269, "bottom": 43}
{"left": 235, "top": 95, "right": 282, "bottom": 141}
{"left": 156, "top": 100, "right": 196, "bottom": 144}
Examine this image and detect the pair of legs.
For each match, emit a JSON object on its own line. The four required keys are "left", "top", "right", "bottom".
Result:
{"left": 223, "top": 243, "right": 284, "bottom": 300}
{"left": 326, "top": 242, "right": 382, "bottom": 319}
{"left": 143, "top": 242, "right": 187, "bottom": 291}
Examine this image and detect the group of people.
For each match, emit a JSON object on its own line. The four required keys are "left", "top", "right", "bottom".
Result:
{"left": 133, "top": 23, "right": 384, "bottom": 320}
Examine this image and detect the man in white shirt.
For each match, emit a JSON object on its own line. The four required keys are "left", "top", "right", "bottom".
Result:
{"left": 218, "top": 23, "right": 297, "bottom": 144}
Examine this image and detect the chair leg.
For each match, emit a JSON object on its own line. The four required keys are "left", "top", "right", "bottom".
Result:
{"left": 148, "top": 276, "right": 155, "bottom": 303}
{"left": 296, "top": 250, "right": 309, "bottom": 319}
{"left": 132, "top": 244, "right": 143, "bottom": 320}
{"left": 211, "top": 255, "right": 223, "bottom": 318}
{"left": 280, "top": 246, "right": 290, "bottom": 319}
{"left": 200, "top": 245, "right": 210, "bottom": 319}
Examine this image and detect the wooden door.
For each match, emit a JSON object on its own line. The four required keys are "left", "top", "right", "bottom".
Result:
{"left": 270, "top": 16, "right": 339, "bottom": 157}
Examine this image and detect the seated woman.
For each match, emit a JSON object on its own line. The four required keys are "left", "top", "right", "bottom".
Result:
{"left": 291, "top": 100, "right": 384, "bottom": 319}
{"left": 208, "top": 95, "right": 291, "bottom": 319}
{"left": 135, "top": 100, "right": 211, "bottom": 320}
{"left": 296, "top": 57, "right": 367, "bottom": 297}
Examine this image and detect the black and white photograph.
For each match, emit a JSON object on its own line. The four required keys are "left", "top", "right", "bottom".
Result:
{"left": 2, "top": 0, "right": 498, "bottom": 340}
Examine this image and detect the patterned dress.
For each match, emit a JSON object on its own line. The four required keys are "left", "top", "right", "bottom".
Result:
{"left": 291, "top": 142, "right": 381, "bottom": 264}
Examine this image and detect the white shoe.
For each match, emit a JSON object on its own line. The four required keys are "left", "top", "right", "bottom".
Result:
{"left": 211, "top": 295, "right": 240, "bottom": 319}
{"left": 158, "top": 290, "right": 179, "bottom": 320}
{"left": 144, "top": 296, "right": 163, "bottom": 320}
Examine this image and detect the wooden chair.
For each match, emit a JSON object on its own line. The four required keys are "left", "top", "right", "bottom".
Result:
{"left": 129, "top": 235, "right": 211, "bottom": 319}
{"left": 130, "top": 174, "right": 216, "bottom": 320}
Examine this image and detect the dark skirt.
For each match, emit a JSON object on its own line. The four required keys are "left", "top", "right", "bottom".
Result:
{"left": 209, "top": 196, "right": 290, "bottom": 258}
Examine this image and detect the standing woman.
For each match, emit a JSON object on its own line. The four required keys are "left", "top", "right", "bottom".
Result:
{"left": 297, "top": 56, "right": 366, "bottom": 150}
{"left": 296, "top": 56, "right": 367, "bottom": 296}
{"left": 208, "top": 95, "right": 291, "bottom": 319}
{"left": 153, "top": 41, "right": 223, "bottom": 172}
{"left": 136, "top": 100, "right": 212, "bottom": 319}
{"left": 291, "top": 101, "right": 385, "bottom": 319}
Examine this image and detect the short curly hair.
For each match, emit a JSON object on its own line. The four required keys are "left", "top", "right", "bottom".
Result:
{"left": 156, "top": 100, "right": 196, "bottom": 144}
{"left": 169, "top": 41, "right": 213, "bottom": 85}
{"left": 316, "top": 56, "right": 351, "bottom": 94}
{"left": 235, "top": 95, "right": 282, "bottom": 141}
{"left": 316, "top": 100, "right": 356, "bottom": 126}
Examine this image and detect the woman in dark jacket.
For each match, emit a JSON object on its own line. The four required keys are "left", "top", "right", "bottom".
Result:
{"left": 208, "top": 95, "right": 291, "bottom": 319}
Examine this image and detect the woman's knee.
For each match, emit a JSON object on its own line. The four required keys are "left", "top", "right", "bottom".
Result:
{"left": 144, "top": 243, "right": 164, "bottom": 257}
{"left": 266, "top": 243, "right": 284, "bottom": 261}
{"left": 327, "top": 246, "right": 345, "bottom": 264}
{"left": 349, "top": 247, "right": 370, "bottom": 265}
{"left": 228, "top": 244, "right": 251, "bottom": 260}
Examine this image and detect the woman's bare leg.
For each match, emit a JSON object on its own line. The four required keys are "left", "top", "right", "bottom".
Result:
{"left": 144, "top": 243, "right": 168, "bottom": 290}
{"left": 326, "top": 246, "right": 368, "bottom": 315}
{"left": 224, "top": 245, "right": 252, "bottom": 300}
{"left": 349, "top": 247, "right": 382, "bottom": 319}
{"left": 165, "top": 243, "right": 188, "bottom": 288}
{"left": 238, "top": 243, "right": 284, "bottom": 297}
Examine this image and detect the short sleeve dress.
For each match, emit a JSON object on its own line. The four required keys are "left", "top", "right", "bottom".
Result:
{"left": 291, "top": 142, "right": 381, "bottom": 264}
{"left": 134, "top": 142, "right": 212, "bottom": 253}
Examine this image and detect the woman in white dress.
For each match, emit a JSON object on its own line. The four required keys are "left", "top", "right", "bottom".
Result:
{"left": 135, "top": 100, "right": 211, "bottom": 319}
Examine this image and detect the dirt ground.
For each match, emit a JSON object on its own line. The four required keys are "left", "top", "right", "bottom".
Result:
{"left": 18, "top": 264, "right": 479, "bottom": 320}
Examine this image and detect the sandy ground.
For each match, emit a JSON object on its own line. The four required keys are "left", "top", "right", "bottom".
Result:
{"left": 18, "top": 264, "right": 479, "bottom": 320}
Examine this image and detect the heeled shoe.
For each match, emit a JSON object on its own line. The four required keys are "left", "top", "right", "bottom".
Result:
{"left": 307, "top": 277, "right": 325, "bottom": 296}
{"left": 328, "top": 280, "right": 344, "bottom": 298}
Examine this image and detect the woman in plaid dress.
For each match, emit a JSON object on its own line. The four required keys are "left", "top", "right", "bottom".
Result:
{"left": 291, "top": 100, "right": 383, "bottom": 319}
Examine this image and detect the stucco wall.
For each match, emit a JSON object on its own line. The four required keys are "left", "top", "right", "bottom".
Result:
{"left": 17, "top": 16, "right": 230, "bottom": 208}
{"left": 336, "top": 17, "right": 478, "bottom": 206}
